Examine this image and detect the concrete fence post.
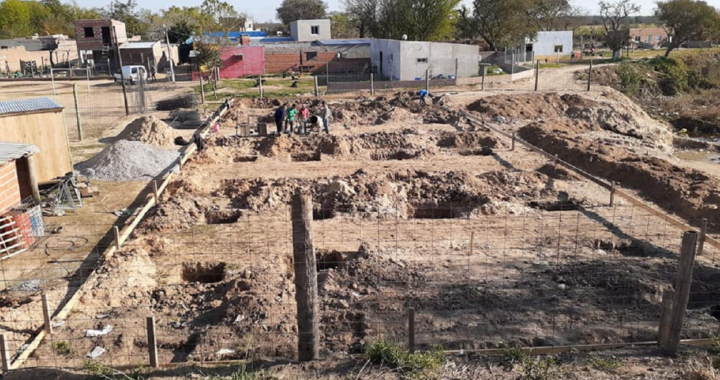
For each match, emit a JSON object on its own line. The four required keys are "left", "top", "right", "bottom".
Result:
{"left": 313, "top": 76, "right": 318, "bottom": 97}
{"left": 259, "top": 75, "right": 264, "bottom": 99}
{"left": 370, "top": 73, "right": 374, "bottom": 96}
{"left": 291, "top": 190, "right": 320, "bottom": 361}
{"left": 454, "top": 58, "right": 459, "bottom": 84}
{"left": 587, "top": 60, "right": 593, "bottom": 91}
{"left": 73, "top": 83, "right": 83, "bottom": 141}
{"left": 662, "top": 231, "right": 699, "bottom": 355}
{"left": 42, "top": 293, "right": 52, "bottom": 335}
{"left": 425, "top": 68, "right": 430, "bottom": 92}
{"left": 534, "top": 60, "right": 540, "bottom": 92}
{"left": 200, "top": 76, "right": 205, "bottom": 104}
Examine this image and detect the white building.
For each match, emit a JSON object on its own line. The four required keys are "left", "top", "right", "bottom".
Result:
{"left": 526, "top": 31, "right": 574, "bottom": 59}
{"left": 290, "top": 19, "right": 331, "bottom": 42}
{"left": 370, "top": 39, "right": 479, "bottom": 81}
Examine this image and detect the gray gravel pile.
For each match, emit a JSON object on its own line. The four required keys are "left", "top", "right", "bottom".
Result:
{"left": 76, "top": 140, "right": 179, "bottom": 181}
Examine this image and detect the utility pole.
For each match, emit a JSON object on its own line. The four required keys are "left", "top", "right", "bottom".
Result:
{"left": 113, "top": 25, "right": 130, "bottom": 116}
{"left": 163, "top": 24, "right": 175, "bottom": 83}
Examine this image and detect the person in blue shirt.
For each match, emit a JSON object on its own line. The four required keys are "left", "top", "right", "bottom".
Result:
{"left": 273, "top": 104, "right": 286, "bottom": 135}
{"left": 418, "top": 89, "right": 432, "bottom": 106}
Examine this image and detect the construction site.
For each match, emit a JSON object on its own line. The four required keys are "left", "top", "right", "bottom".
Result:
{"left": 1, "top": 66, "right": 720, "bottom": 379}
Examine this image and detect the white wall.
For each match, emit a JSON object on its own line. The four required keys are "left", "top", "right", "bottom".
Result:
{"left": 529, "top": 31, "right": 574, "bottom": 57}
{"left": 370, "top": 39, "right": 402, "bottom": 80}
{"left": 372, "top": 39, "right": 479, "bottom": 81}
{"left": 290, "top": 20, "right": 332, "bottom": 42}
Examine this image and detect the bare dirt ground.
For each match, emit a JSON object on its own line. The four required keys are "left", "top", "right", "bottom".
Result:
{"left": 3, "top": 68, "right": 720, "bottom": 379}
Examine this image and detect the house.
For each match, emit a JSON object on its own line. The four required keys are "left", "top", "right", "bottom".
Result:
{"left": 370, "top": 39, "right": 479, "bottom": 81}
{"left": 0, "top": 35, "right": 77, "bottom": 73}
{"left": 214, "top": 46, "right": 265, "bottom": 79}
{"left": 0, "top": 142, "right": 44, "bottom": 259}
{"left": 119, "top": 41, "right": 162, "bottom": 70}
{"left": 290, "top": 20, "right": 332, "bottom": 42}
{"left": 628, "top": 27, "right": 668, "bottom": 49}
{"left": 74, "top": 19, "right": 129, "bottom": 73}
{"left": 264, "top": 39, "right": 371, "bottom": 74}
{"left": 0, "top": 98, "right": 71, "bottom": 183}
{"left": 525, "top": 31, "right": 574, "bottom": 60}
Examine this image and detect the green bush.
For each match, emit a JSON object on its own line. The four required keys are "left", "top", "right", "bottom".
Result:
{"left": 520, "top": 355, "right": 560, "bottom": 380}
{"left": 616, "top": 61, "right": 652, "bottom": 96}
{"left": 650, "top": 56, "right": 689, "bottom": 95}
{"left": 365, "top": 340, "right": 444, "bottom": 377}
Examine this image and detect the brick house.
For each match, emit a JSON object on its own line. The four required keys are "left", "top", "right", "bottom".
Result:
{"left": 74, "top": 19, "right": 129, "bottom": 73}
{"left": 628, "top": 27, "right": 668, "bottom": 49}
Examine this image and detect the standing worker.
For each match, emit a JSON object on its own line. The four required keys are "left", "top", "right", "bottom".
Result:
{"left": 285, "top": 104, "right": 297, "bottom": 135}
{"left": 322, "top": 101, "right": 331, "bottom": 134}
{"left": 274, "top": 104, "right": 286, "bottom": 135}
{"left": 150, "top": 65, "right": 157, "bottom": 82}
{"left": 298, "top": 104, "right": 310, "bottom": 134}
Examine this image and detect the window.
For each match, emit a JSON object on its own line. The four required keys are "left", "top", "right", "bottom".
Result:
{"left": 635, "top": 36, "right": 641, "bottom": 42}
{"left": 131, "top": 67, "right": 137, "bottom": 73}
{"left": 416, "top": 58, "right": 428, "bottom": 63}
{"left": 0, "top": 46, "right": 7, "bottom": 49}
{"left": 84, "top": 27, "right": 94, "bottom": 38}
{"left": 306, "top": 52, "right": 317, "bottom": 60}
{"left": 310, "top": 26, "right": 320, "bottom": 35}
{"left": 647, "top": 35, "right": 652, "bottom": 43}
{"left": 657, "top": 35, "right": 663, "bottom": 42}
{"left": 553, "top": 45, "right": 563, "bottom": 53}
{"left": 233, "top": 54, "right": 244, "bottom": 61}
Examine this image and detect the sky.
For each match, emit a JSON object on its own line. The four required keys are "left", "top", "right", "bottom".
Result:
{"left": 79, "top": 0, "right": 720, "bottom": 25}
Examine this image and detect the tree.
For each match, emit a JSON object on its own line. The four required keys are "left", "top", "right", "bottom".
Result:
{"left": 329, "top": 12, "right": 359, "bottom": 38}
{"left": 0, "top": 0, "right": 33, "bottom": 38}
{"left": 526, "top": 0, "right": 572, "bottom": 31}
{"left": 276, "top": 0, "right": 327, "bottom": 25}
{"left": 200, "top": 0, "right": 242, "bottom": 36}
{"left": 464, "top": 0, "right": 539, "bottom": 50}
{"left": 599, "top": 0, "right": 640, "bottom": 59}
{"left": 168, "top": 20, "right": 195, "bottom": 43}
{"left": 343, "top": 0, "right": 379, "bottom": 37}
{"left": 656, "top": 0, "right": 720, "bottom": 57}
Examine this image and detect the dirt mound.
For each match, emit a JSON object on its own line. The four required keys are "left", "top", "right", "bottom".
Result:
{"left": 468, "top": 92, "right": 672, "bottom": 147}
{"left": 216, "top": 169, "right": 553, "bottom": 218}
{"left": 75, "top": 140, "right": 179, "bottom": 181}
{"left": 518, "top": 120, "right": 720, "bottom": 230}
{"left": 117, "top": 116, "right": 179, "bottom": 148}
{"left": 138, "top": 193, "right": 213, "bottom": 233}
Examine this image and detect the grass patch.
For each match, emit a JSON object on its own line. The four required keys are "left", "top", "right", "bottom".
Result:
{"left": 82, "top": 361, "right": 146, "bottom": 380}
{"left": 539, "top": 63, "right": 565, "bottom": 69}
{"left": 519, "top": 355, "right": 561, "bottom": 380}
{"left": 365, "top": 340, "right": 444, "bottom": 377}
{"left": 589, "top": 355, "right": 622, "bottom": 371}
{"left": 501, "top": 345, "right": 528, "bottom": 365}
{"left": 485, "top": 65, "right": 506, "bottom": 76}
{"left": 227, "top": 365, "right": 275, "bottom": 380}
{"left": 51, "top": 341, "right": 72, "bottom": 356}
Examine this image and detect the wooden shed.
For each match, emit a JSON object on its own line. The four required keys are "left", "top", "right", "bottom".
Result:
{"left": 0, "top": 98, "right": 72, "bottom": 183}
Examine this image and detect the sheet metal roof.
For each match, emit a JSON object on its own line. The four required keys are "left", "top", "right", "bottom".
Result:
{"left": 0, "top": 142, "right": 39, "bottom": 165}
{"left": 186, "top": 31, "right": 267, "bottom": 44}
{"left": 120, "top": 42, "right": 158, "bottom": 49}
{"left": 0, "top": 98, "right": 63, "bottom": 117}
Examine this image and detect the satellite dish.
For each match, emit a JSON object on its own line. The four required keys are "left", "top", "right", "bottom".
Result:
{"left": 401, "top": 34, "right": 407, "bottom": 41}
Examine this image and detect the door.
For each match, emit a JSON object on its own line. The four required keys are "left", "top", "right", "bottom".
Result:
{"left": 102, "top": 27, "right": 111, "bottom": 45}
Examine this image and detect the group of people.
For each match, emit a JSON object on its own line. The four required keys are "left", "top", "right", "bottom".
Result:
{"left": 273, "top": 102, "right": 331, "bottom": 135}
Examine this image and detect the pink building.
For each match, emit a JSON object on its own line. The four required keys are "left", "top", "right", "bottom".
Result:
{"left": 193, "top": 46, "right": 265, "bottom": 80}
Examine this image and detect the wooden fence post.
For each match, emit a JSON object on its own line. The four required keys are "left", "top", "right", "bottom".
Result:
{"left": 200, "top": 76, "right": 205, "bottom": 104}
{"left": 153, "top": 180, "right": 159, "bottom": 205}
{"left": 0, "top": 334, "right": 8, "bottom": 373}
{"left": 511, "top": 133, "right": 516, "bottom": 151}
{"left": 658, "top": 289, "right": 674, "bottom": 348}
{"left": 663, "top": 231, "right": 699, "bottom": 355}
{"left": 697, "top": 218, "right": 708, "bottom": 256}
{"left": 408, "top": 308, "right": 415, "bottom": 352}
{"left": 534, "top": 60, "right": 539, "bottom": 91}
{"left": 291, "top": 190, "right": 319, "bottom": 361}
{"left": 147, "top": 316, "right": 158, "bottom": 368}
{"left": 42, "top": 293, "right": 52, "bottom": 334}
{"left": 314, "top": 76, "right": 318, "bottom": 97}
{"left": 370, "top": 73, "right": 375, "bottom": 96}
{"left": 587, "top": 60, "right": 593, "bottom": 92}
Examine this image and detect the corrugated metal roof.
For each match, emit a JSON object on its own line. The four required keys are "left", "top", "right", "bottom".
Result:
{"left": 0, "top": 98, "right": 63, "bottom": 117}
{"left": 0, "top": 142, "right": 39, "bottom": 165}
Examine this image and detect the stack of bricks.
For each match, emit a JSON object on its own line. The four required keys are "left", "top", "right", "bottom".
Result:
{"left": 0, "top": 161, "right": 21, "bottom": 215}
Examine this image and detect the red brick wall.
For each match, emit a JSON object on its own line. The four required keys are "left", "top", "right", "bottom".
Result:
{"left": 265, "top": 52, "right": 370, "bottom": 74}
{"left": 0, "top": 161, "right": 21, "bottom": 214}
{"left": 218, "top": 46, "right": 265, "bottom": 78}
{"left": 74, "top": 20, "right": 127, "bottom": 50}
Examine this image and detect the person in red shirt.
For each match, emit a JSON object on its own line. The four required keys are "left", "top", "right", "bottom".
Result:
{"left": 298, "top": 104, "right": 310, "bottom": 134}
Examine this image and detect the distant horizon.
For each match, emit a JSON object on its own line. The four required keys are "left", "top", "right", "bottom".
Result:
{"left": 71, "top": 0, "right": 720, "bottom": 25}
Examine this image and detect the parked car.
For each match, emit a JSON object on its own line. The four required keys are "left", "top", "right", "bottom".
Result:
{"left": 114, "top": 65, "right": 147, "bottom": 85}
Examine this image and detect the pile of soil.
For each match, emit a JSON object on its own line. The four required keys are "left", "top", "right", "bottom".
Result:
{"left": 117, "top": 116, "right": 180, "bottom": 148}
{"left": 75, "top": 140, "right": 179, "bottom": 181}
{"left": 518, "top": 119, "right": 720, "bottom": 231}
{"left": 468, "top": 92, "right": 672, "bottom": 147}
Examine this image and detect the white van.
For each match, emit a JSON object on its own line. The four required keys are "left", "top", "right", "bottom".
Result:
{"left": 114, "top": 65, "right": 147, "bottom": 85}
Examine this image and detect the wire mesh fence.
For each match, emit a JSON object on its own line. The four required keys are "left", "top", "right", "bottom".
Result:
{"left": 1, "top": 200, "right": 718, "bottom": 369}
